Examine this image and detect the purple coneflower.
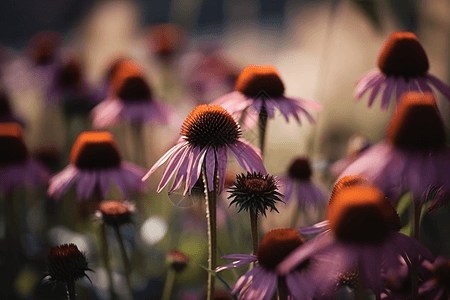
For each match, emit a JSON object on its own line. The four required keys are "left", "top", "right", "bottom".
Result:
{"left": 0, "top": 122, "right": 49, "bottom": 194}
{"left": 330, "top": 135, "right": 372, "bottom": 177}
{"left": 418, "top": 256, "right": 450, "bottom": 300}
{"left": 217, "top": 228, "right": 313, "bottom": 300}
{"left": 45, "top": 243, "right": 92, "bottom": 300}
{"left": 355, "top": 32, "right": 450, "bottom": 111}
{"left": 340, "top": 92, "right": 450, "bottom": 213}
{"left": 142, "top": 104, "right": 266, "bottom": 196}
{"left": 146, "top": 23, "right": 186, "bottom": 62}
{"left": 91, "top": 60, "right": 171, "bottom": 128}
{"left": 278, "top": 183, "right": 434, "bottom": 300}
{"left": 47, "top": 131, "right": 146, "bottom": 201}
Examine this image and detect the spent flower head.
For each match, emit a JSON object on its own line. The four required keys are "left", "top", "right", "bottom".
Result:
{"left": 95, "top": 200, "right": 136, "bottom": 227}
{"left": 46, "top": 243, "right": 92, "bottom": 283}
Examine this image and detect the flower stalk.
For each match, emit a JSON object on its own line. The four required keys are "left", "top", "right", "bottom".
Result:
{"left": 113, "top": 224, "right": 135, "bottom": 300}
{"left": 277, "top": 277, "right": 289, "bottom": 300}
{"left": 99, "top": 224, "right": 117, "bottom": 300}
{"left": 161, "top": 268, "right": 176, "bottom": 300}
{"left": 258, "top": 104, "right": 268, "bottom": 157}
{"left": 202, "top": 160, "right": 218, "bottom": 300}
{"left": 66, "top": 277, "right": 76, "bottom": 300}
{"left": 250, "top": 212, "right": 259, "bottom": 255}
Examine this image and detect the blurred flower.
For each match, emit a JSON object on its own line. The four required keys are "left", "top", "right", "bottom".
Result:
{"left": 147, "top": 23, "right": 186, "bottom": 62}
{"left": 166, "top": 250, "right": 189, "bottom": 272}
{"left": 47, "top": 131, "right": 146, "bottom": 201}
{"left": 418, "top": 256, "right": 450, "bottom": 300}
{"left": 278, "top": 184, "right": 434, "bottom": 300}
{"left": 355, "top": 32, "right": 450, "bottom": 111}
{"left": 228, "top": 172, "right": 284, "bottom": 217}
{"left": 340, "top": 92, "right": 450, "bottom": 211}
{"left": 0, "top": 122, "right": 49, "bottom": 194}
{"left": 95, "top": 56, "right": 128, "bottom": 102}
{"left": 45, "top": 243, "right": 92, "bottom": 283}
{"left": 281, "top": 157, "right": 328, "bottom": 208}
{"left": 212, "top": 65, "right": 321, "bottom": 129}
{"left": 91, "top": 60, "right": 173, "bottom": 128}
{"left": 94, "top": 200, "right": 136, "bottom": 227}
{"left": 142, "top": 104, "right": 266, "bottom": 195}
{"left": 330, "top": 135, "right": 372, "bottom": 177}
{"left": 217, "top": 228, "right": 313, "bottom": 300}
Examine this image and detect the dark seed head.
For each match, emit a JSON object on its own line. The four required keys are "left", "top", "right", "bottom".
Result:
{"left": 377, "top": 32, "right": 429, "bottom": 79}
{"left": 110, "top": 61, "right": 152, "bottom": 101}
{"left": 28, "top": 31, "right": 60, "bottom": 66}
{"left": 47, "top": 243, "right": 91, "bottom": 282}
{"left": 228, "top": 172, "right": 284, "bottom": 217}
{"left": 0, "top": 123, "right": 28, "bottom": 165}
{"left": 166, "top": 250, "right": 189, "bottom": 272}
{"left": 96, "top": 200, "right": 135, "bottom": 227}
{"left": 235, "top": 65, "right": 285, "bottom": 98}
{"left": 288, "top": 157, "right": 312, "bottom": 181}
{"left": 339, "top": 269, "right": 359, "bottom": 289}
{"left": 257, "top": 228, "right": 304, "bottom": 269}
{"left": 387, "top": 92, "right": 446, "bottom": 152}
{"left": 147, "top": 23, "right": 185, "bottom": 60}
{"left": 57, "top": 56, "right": 83, "bottom": 89}
{"left": 181, "top": 105, "right": 241, "bottom": 149}
{"left": 70, "top": 131, "right": 121, "bottom": 170}
{"left": 327, "top": 186, "right": 401, "bottom": 244}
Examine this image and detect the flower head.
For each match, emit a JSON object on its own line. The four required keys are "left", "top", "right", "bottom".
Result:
{"left": 27, "top": 31, "right": 61, "bottom": 67}
{"left": 212, "top": 65, "right": 320, "bottom": 128}
{"left": 110, "top": 61, "right": 151, "bottom": 102}
{"left": 95, "top": 200, "right": 136, "bottom": 227}
{"left": 147, "top": 23, "right": 185, "bottom": 60}
{"left": 143, "top": 104, "right": 266, "bottom": 196}
{"left": 46, "top": 243, "right": 91, "bottom": 283}
{"left": 228, "top": 172, "right": 284, "bottom": 217}
{"left": 48, "top": 131, "right": 146, "bottom": 201}
{"left": 0, "top": 122, "right": 49, "bottom": 194}
{"left": 166, "top": 250, "right": 189, "bottom": 272}
{"left": 217, "top": 228, "right": 313, "bottom": 300}
{"left": 282, "top": 157, "right": 328, "bottom": 208}
{"left": 0, "top": 91, "right": 25, "bottom": 125}
{"left": 340, "top": 92, "right": 450, "bottom": 209}
{"left": 355, "top": 32, "right": 450, "bottom": 110}
{"left": 278, "top": 183, "right": 434, "bottom": 299}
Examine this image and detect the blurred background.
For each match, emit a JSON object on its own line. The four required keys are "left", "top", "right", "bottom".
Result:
{"left": 1, "top": 0, "right": 450, "bottom": 299}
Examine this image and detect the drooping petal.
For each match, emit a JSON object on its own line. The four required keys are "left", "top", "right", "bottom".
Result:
{"left": 285, "top": 271, "right": 314, "bottom": 300}
{"left": 381, "top": 76, "right": 396, "bottom": 111}
{"left": 76, "top": 171, "right": 98, "bottom": 201}
{"left": 395, "top": 77, "right": 408, "bottom": 102}
{"left": 157, "top": 143, "right": 191, "bottom": 192}
{"left": 205, "top": 148, "right": 216, "bottom": 191}
{"left": 216, "top": 146, "right": 228, "bottom": 194}
{"left": 355, "top": 70, "right": 383, "bottom": 99}
{"left": 142, "top": 141, "right": 188, "bottom": 181}
{"left": 368, "top": 77, "right": 384, "bottom": 107}
{"left": 47, "top": 165, "right": 80, "bottom": 200}
{"left": 230, "top": 139, "right": 266, "bottom": 174}
{"left": 216, "top": 254, "right": 258, "bottom": 272}
{"left": 426, "top": 74, "right": 450, "bottom": 101}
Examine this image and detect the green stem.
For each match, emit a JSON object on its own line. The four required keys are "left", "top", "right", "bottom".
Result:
{"left": 411, "top": 200, "right": 422, "bottom": 299}
{"left": 277, "top": 277, "right": 289, "bottom": 300}
{"left": 202, "top": 160, "right": 217, "bottom": 300}
{"left": 132, "top": 123, "right": 147, "bottom": 168}
{"left": 161, "top": 268, "right": 177, "bottom": 300}
{"left": 113, "top": 224, "right": 135, "bottom": 300}
{"left": 99, "top": 224, "right": 117, "bottom": 300}
{"left": 250, "top": 212, "right": 259, "bottom": 255}
{"left": 258, "top": 105, "right": 268, "bottom": 158}
{"left": 66, "top": 277, "right": 76, "bottom": 300}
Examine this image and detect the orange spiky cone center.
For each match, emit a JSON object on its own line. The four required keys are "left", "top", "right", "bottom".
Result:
{"left": 235, "top": 65, "right": 285, "bottom": 98}
{"left": 70, "top": 131, "right": 121, "bottom": 169}
{"left": 377, "top": 32, "right": 429, "bottom": 79}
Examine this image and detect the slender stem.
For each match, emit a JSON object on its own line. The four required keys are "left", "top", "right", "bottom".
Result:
{"left": 99, "top": 224, "right": 117, "bottom": 300}
{"left": 258, "top": 104, "right": 268, "bottom": 158}
{"left": 411, "top": 200, "right": 422, "bottom": 299}
{"left": 202, "top": 160, "right": 217, "bottom": 300}
{"left": 277, "top": 277, "right": 289, "bottom": 300}
{"left": 66, "top": 277, "right": 76, "bottom": 300}
{"left": 132, "top": 123, "right": 147, "bottom": 168}
{"left": 113, "top": 224, "right": 135, "bottom": 300}
{"left": 161, "top": 268, "right": 177, "bottom": 300}
{"left": 250, "top": 212, "right": 259, "bottom": 255}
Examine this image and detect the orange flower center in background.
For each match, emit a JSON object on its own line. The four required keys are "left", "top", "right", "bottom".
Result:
{"left": 377, "top": 32, "right": 429, "bottom": 79}
{"left": 98, "top": 200, "right": 134, "bottom": 226}
{"left": 387, "top": 92, "right": 446, "bottom": 151}
{"left": 257, "top": 228, "right": 304, "bottom": 269}
{"left": 0, "top": 123, "right": 28, "bottom": 165}
{"left": 147, "top": 23, "right": 185, "bottom": 59}
{"left": 166, "top": 250, "right": 189, "bottom": 272}
{"left": 47, "top": 243, "right": 89, "bottom": 282}
{"left": 181, "top": 105, "right": 241, "bottom": 148}
{"left": 288, "top": 157, "right": 312, "bottom": 181}
{"left": 110, "top": 61, "right": 151, "bottom": 101}
{"left": 28, "top": 31, "right": 60, "bottom": 66}
{"left": 70, "top": 131, "right": 121, "bottom": 169}
{"left": 329, "top": 175, "right": 368, "bottom": 208}
{"left": 327, "top": 186, "right": 401, "bottom": 243}
{"left": 235, "top": 65, "right": 285, "bottom": 98}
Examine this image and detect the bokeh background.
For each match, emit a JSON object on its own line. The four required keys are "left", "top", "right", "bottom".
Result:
{"left": 2, "top": 0, "right": 450, "bottom": 299}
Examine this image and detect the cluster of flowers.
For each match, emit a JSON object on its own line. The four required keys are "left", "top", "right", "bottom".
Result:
{"left": 2, "top": 27, "right": 450, "bottom": 300}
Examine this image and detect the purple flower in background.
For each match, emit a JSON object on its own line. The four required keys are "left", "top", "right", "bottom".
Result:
{"left": 212, "top": 65, "right": 320, "bottom": 129}
{"left": 330, "top": 135, "right": 372, "bottom": 177}
{"left": 0, "top": 122, "right": 49, "bottom": 194}
{"left": 142, "top": 104, "right": 266, "bottom": 196}
{"left": 216, "top": 228, "right": 313, "bottom": 300}
{"left": 281, "top": 157, "right": 328, "bottom": 208}
{"left": 278, "top": 184, "right": 434, "bottom": 300}
{"left": 47, "top": 131, "right": 146, "bottom": 201}
{"left": 0, "top": 90, "right": 25, "bottom": 126}
{"left": 355, "top": 32, "right": 450, "bottom": 111}
{"left": 418, "top": 256, "right": 450, "bottom": 300}
{"left": 91, "top": 60, "right": 173, "bottom": 128}
{"left": 340, "top": 92, "right": 450, "bottom": 211}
